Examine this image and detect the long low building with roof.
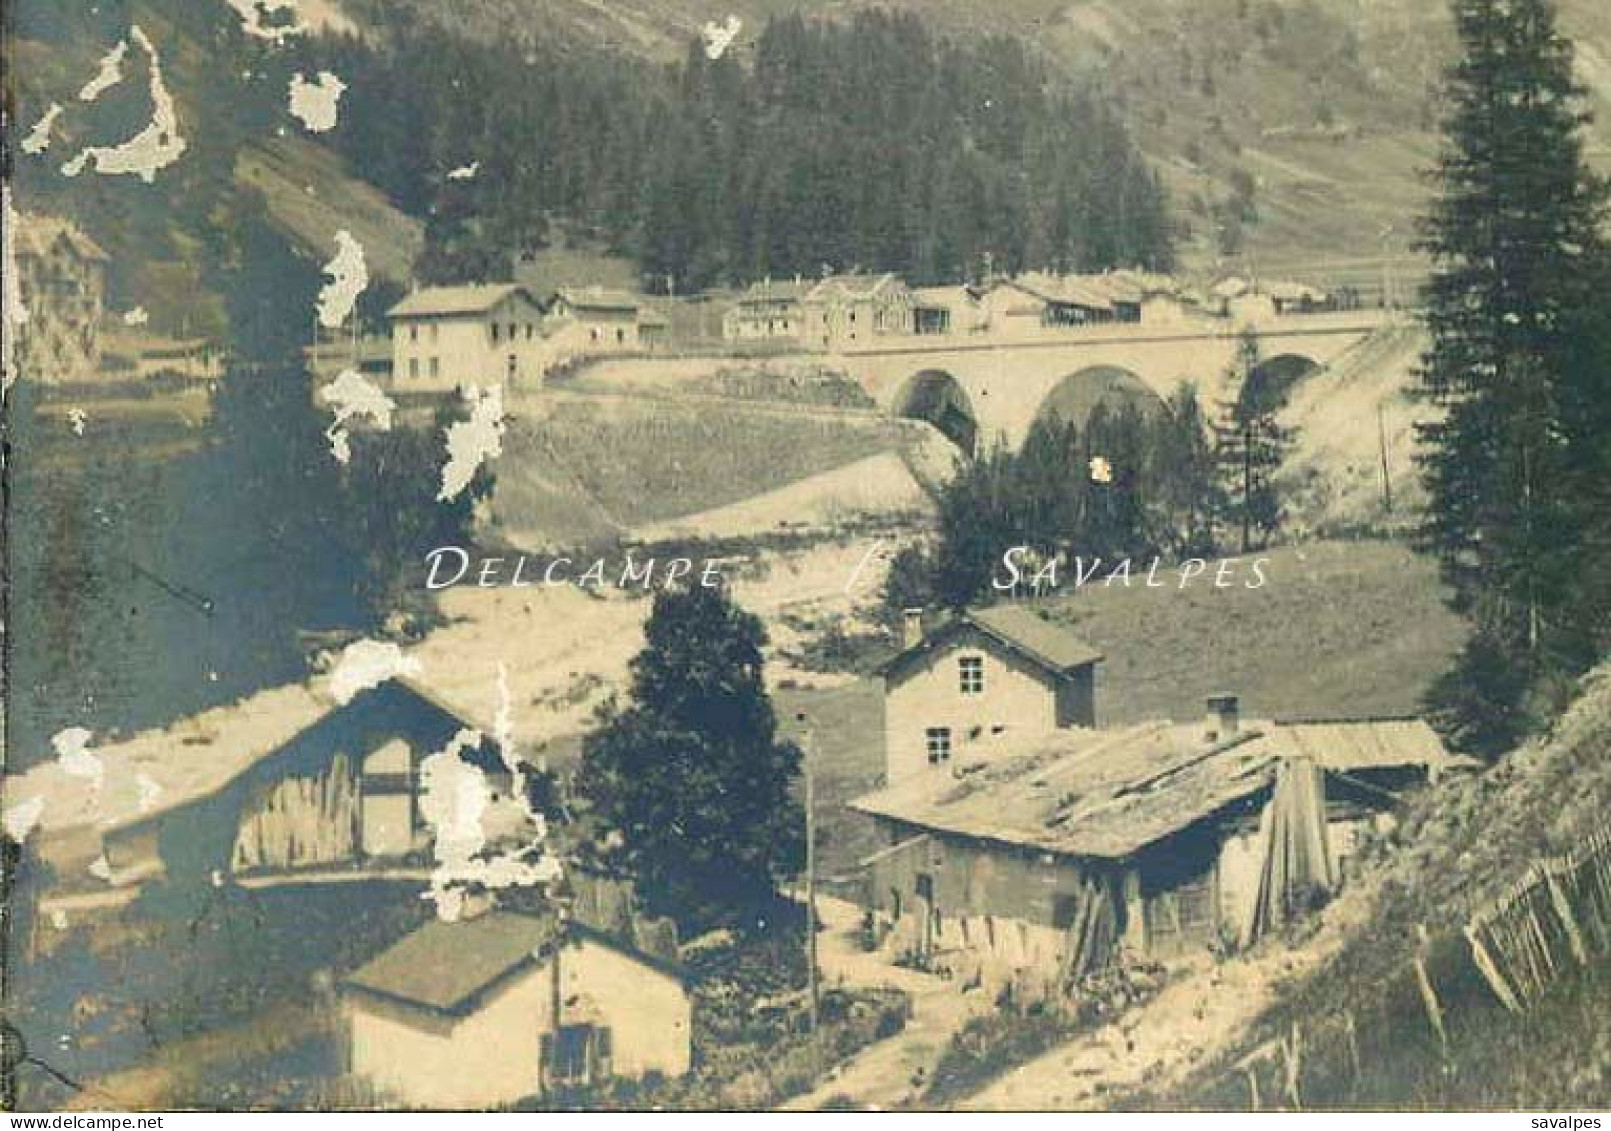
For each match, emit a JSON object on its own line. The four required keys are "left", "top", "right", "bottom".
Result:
{"left": 342, "top": 907, "right": 691, "bottom": 1108}
{"left": 852, "top": 604, "right": 1475, "bottom": 995}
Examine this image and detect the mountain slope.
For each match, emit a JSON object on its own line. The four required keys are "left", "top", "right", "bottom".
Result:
{"left": 368, "top": 0, "right": 1611, "bottom": 272}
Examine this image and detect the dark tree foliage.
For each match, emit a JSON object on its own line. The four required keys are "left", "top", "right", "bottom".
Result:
{"left": 899, "top": 387, "right": 1224, "bottom": 612}
{"left": 578, "top": 585, "right": 805, "bottom": 930}
{"left": 1214, "top": 329, "right": 1295, "bottom": 553}
{"left": 1416, "top": 0, "right": 1611, "bottom": 747}
{"left": 313, "top": 11, "right": 1174, "bottom": 290}
{"left": 1150, "top": 383, "right": 1225, "bottom": 558}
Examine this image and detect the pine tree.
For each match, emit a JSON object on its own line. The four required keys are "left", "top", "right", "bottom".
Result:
{"left": 1416, "top": 0, "right": 1611, "bottom": 689}
{"left": 1149, "top": 383, "right": 1222, "bottom": 558}
{"left": 577, "top": 584, "right": 805, "bottom": 929}
{"left": 1215, "top": 329, "right": 1294, "bottom": 552}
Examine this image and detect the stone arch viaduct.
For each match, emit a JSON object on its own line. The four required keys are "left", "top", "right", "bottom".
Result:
{"left": 832, "top": 310, "right": 1404, "bottom": 452}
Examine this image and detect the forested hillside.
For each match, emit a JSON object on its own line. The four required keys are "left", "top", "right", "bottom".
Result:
{"left": 312, "top": 9, "right": 1174, "bottom": 290}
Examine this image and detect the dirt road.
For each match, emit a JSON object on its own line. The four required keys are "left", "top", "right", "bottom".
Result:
{"left": 960, "top": 885, "right": 1378, "bottom": 1110}
{"left": 783, "top": 896, "right": 992, "bottom": 1110}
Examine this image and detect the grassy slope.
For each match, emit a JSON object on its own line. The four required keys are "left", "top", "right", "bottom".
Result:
{"left": 779, "top": 537, "right": 1466, "bottom": 881}
{"left": 235, "top": 137, "right": 423, "bottom": 285}
{"left": 490, "top": 391, "right": 921, "bottom": 549}
{"left": 1139, "top": 660, "right": 1611, "bottom": 1109}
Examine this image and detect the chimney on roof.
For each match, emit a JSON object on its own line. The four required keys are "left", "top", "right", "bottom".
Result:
{"left": 1205, "top": 694, "right": 1240, "bottom": 742}
{"left": 903, "top": 608, "right": 926, "bottom": 650}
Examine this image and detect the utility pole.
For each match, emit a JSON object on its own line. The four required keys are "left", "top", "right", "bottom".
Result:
{"left": 1377, "top": 402, "right": 1394, "bottom": 514}
{"left": 1242, "top": 416, "right": 1254, "bottom": 554}
{"left": 796, "top": 712, "right": 820, "bottom": 1044}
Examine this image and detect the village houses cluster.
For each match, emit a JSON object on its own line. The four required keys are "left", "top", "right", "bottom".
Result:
{"left": 12, "top": 207, "right": 1338, "bottom": 393}
{"left": 9, "top": 591, "right": 1471, "bottom": 1105}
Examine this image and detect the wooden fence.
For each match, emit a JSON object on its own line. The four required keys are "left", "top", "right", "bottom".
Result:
{"left": 1464, "top": 825, "right": 1611, "bottom": 1012}
{"left": 1231, "top": 823, "right": 1611, "bottom": 1109}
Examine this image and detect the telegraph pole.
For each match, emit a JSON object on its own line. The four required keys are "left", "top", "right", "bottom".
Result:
{"left": 1377, "top": 402, "right": 1394, "bottom": 514}
{"left": 796, "top": 712, "right": 820, "bottom": 1042}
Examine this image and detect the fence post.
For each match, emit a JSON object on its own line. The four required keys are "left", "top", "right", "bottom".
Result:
{"left": 1543, "top": 860, "right": 1589, "bottom": 966}
{"left": 1465, "top": 921, "right": 1522, "bottom": 1014}
{"left": 1343, "top": 1008, "right": 1362, "bottom": 1088}
{"left": 1412, "top": 925, "right": 1448, "bottom": 1052}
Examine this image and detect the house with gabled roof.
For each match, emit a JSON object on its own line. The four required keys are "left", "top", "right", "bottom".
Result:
{"left": 388, "top": 283, "right": 551, "bottom": 390}
{"left": 546, "top": 286, "right": 656, "bottom": 354}
{"left": 853, "top": 605, "right": 1474, "bottom": 993}
{"left": 881, "top": 606, "right": 1103, "bottom": 784}
{"left": 11, "top": 211, "right": 110, "bottom": 382}
{"left": 802, "top": 272, "right": 914, "bottom": 349}
{"left": 342, "top": 908, "right": 691, "bottom": 1108}
{"left": 723, "top": 278, "right": 811, "bottom": 343}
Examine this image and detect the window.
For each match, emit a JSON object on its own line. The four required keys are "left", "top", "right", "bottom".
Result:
{"left": 925, "top": 727, "right": 952, "bottom": 764}
{"left": 616, "top": 327, "right": 625, "bottom": 344}
{"left": 958, "top": 656, "right": 984, "bottom": 695}
{"left": 543, "top": 1024, "right": 611, "bottom": 1087}
{"left": 408, "top": 358, "right": 419, "bottom": 379}
{"left": 430, "top": 323, "right": 440, "bottom": 342}
{"left": 428, "top": 357, "right": 440, "bottom": 379}
{"left": 491, "top": 322, "right": 500, "bottom": 343}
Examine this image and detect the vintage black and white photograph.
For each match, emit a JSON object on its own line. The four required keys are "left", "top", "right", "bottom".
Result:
{"left": 2, "top": 0, "right": 1610, "bottom": 1116}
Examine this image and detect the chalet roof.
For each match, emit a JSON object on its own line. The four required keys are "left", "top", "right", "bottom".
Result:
{"left": 553, "top": 286, "right": 641, "bottom": 314}
{"left": 850, "top": 716, "right": 1460, "bottom": 860}
{"left": 1271, "top": 716, "right": 1471, "bottom": 773}
{"left": 343, "top": 911, "right": 687, "bottom": 1016}
{"left": 805, "top": 273, "right": 902, "bottom": 302}
{"left": 1012, "top": 272, "right": 1117, "bottom": 311}
{"left": 344, "top": 911, "right": 562, "bottom": 1014}
{"left": 1211, "top": 276, "right": 1251, "bottom": 299}
{"left": 737, "top": 279, "right": 811, "bottom": 304}
{"left": 5, "top": 674, "right": 499, "bottom": 842}
{"left": 388, "top": 284, "right": 538, "bottom": 318}
{"left": 882, "top": 606, "right": 1103, "bottom": 683}
{"left": 13, "top": 213, "right": 110, "bottom": 262}
{"left": 1265, "top": 279, "right": 1328, "bottom": 302}
{"left": 911, "top": 285, "right": 981, "bottom": 309}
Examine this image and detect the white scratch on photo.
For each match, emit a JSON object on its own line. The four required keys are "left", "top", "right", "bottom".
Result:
{"left": 61, "top": 27, "right": 187, "bottom": 183}
{"left": 316, "top": 230, "right": 368, "bottom": 329}
{"left": 319, "top": 368, "right": 395, "bottom": 463}
{"left": 438, "top": 384, "right": 504, "bottom": 502}
{"left": 328, "top": 638, "right": 423, "bottom": 704}
{"left": 288, "top": 70, "right": 346, "bottom": 133}
{"left": 22, "top": 103, "right": 64, "bottom": 154}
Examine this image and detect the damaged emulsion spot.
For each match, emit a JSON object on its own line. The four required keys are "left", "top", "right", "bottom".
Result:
{"left": 3, "top": 795, "right": 46, "bottom": 843}
{"left": 702, "top": 15, "right": 742, "bottom": 60}
{"left": 438, "top": 385, "right": 505, "bottom": 502}
{"left": 223, "top": 0, "right": 308, "bottom": 43}
{"left": 320, "top": 368, "right": 396, "bottom": 464}
{"left": 327, "top": 639, "right": 423, "bottom": 705}
{"left": 317, "top": 229, "right": 368, "bottom": 329}
{"left": 22, "top": 103, "right": 63, "bottom": 154}
{"left": 288, "top": 70, "right": 346, "bottom": 133}
{"left": 53, "top": 726, "right": 105, "bottom": 789}
{"left": 447, "top": 160, "right": 480, "bottom": 181}
{"left": 415, "top": 672, "right": 562, "bottom": 922}
{"left": 78, "top": 39, "right": 130, "bottom": 101}
{"left": 60, "top": 26, "right": 187, "bottom": 183}
{"left": 4, "top": 190, "right": 30, "bottom": 391}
